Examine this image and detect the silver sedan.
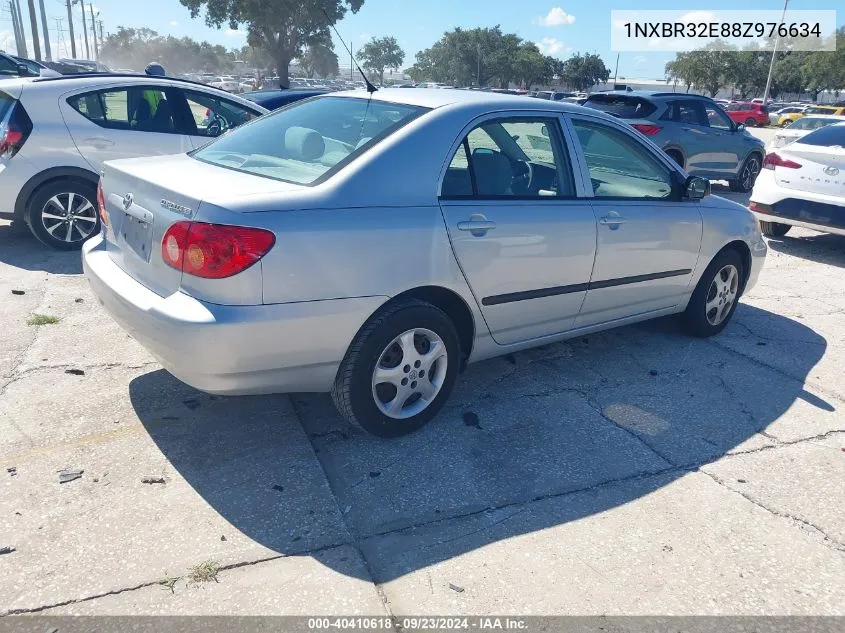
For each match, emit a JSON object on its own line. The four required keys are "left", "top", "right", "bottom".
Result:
{"left": 84, "top": 89, "right": 767, "bottom": 437}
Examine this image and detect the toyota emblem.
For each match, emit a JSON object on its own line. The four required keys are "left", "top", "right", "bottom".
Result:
{"left": 824, "top": 166, "right": 840, "bottom": 176}
{"left": 122, "top": 193, "right": 134, "bottom": 211}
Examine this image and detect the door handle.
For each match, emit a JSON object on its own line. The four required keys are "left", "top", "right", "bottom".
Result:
{"left": 457, "top": 220, "right": 497, "bottom": 231}
{"left": 599, "top": 212, "right": 626, "bottom": 228}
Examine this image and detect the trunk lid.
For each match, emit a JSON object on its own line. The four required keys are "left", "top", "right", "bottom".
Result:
{"left": 100, "top": 153, "right": 303, "bottom": 298}
{"left": 774, "top": 141, "right": 845, "bottom": 198}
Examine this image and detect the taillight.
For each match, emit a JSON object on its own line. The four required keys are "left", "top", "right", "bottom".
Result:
{"left": 632, "top": 124, "right": 662, "bottom": 136}
{"left": 749, "top": 201, "right": 773, "bottom": 214}
{"left": 0, "top": 103, "right": 32, "bottom": 159}
{"left": 96, "top": 180, "right": 108, "bottom": 227}
{"left": 161, "top": 221, "right": 275, "bottom": 279}
{"left": 763, "top": 152, "right": 801, "bottom": 170}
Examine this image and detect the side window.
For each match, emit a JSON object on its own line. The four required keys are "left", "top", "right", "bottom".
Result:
{"left": 182, "top": 90, "right": 258, "bottom": 137}
{"left": 572, "top": 120, "right": 673, "bottom": 200}
{"left": 442, "top": 118, "right": 575, "bottom": 198}
{"left": 68, "top": 87, "right": 177, "bottom": 133}
{"left": 704, "top": 104, "right": 732, "bottom": 130}
{"left": 0, "top": 56, "right": 18, "bottom": 75}
{"left": 677, "top": 101, "right": 708, "bottom": 126}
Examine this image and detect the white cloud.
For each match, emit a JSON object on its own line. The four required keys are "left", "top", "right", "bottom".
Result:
{"left": 225, "top": 28, "right": 246, "bottom": 37}
{"left": 539, "top": 8, "right": 575, "bottom": 27}
{"left": 634, "top": 55, "right": 647, "bottom": 64}
{"left": 537, "top": 36, "right": 567, "bottom": 56}
{"left": 169, "top": 21, "right": 179, "bottom": 27}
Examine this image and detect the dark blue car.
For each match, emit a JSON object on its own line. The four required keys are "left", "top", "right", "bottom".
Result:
{"left": 242, "top": 89, "right": 330, "bottom": 111}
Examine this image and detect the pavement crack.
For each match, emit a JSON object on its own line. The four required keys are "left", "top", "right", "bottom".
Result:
{"left": 699, "top": 469, "right": 845, "bottom": 554}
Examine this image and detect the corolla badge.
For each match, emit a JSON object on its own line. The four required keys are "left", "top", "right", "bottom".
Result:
{"left": 160, "top": 199, "right": 193, "bottom": 216}
{"left": 122, "top": 193, "right": 133, "bottom": 211}
{"left": 824, "top": 166, "right": 840, "bottom": 176}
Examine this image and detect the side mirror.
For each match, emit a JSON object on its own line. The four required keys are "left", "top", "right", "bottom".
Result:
{"left": 16, "top": 64, "right": 32, "bottom": 77}
{"left": 685, "top": 176, "right": 710, "bottom": 200}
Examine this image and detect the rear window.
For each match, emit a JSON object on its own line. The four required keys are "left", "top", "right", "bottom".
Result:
{"left": 192, "top": 96, "right": 426, "bottom": 186}
{"left": 583, "top": 95, "right": 657, "bottom": 119}
{"left": 797, "top": 124, "right": 845, "bottom": 147}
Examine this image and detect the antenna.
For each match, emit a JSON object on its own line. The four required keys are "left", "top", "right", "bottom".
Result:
{"left": 321, "top": 8, "right": 377, "bottom": 93}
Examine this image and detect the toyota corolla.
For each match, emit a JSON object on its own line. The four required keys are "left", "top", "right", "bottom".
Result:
{"left": 84, "top": 89, "right": 767, "bottom": 437}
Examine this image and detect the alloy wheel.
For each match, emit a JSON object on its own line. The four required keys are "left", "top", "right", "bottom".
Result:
{"left": 371, "top": 328, "right": 448, "bottom": 420}
{"left": 741, "top": 157, "right": 761, "bottom": 190}
{"left": 40, "top": 192, "right": 98, "bottom": 244}
{"left": 705, "top": 264, "right": 739, "bottom": 326}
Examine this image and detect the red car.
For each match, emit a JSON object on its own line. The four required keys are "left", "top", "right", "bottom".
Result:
{"left": 724, "top": 102, "right": 769, "bottom": 127}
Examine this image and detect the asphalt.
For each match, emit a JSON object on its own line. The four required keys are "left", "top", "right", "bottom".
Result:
{"left": 1, "top": 128, "right": 843, "bottom": 616}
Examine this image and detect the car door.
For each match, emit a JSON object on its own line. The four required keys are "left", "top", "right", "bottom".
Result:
{"left": 178, "top": 88, "right": 263, "bottom": 149}
{"left": 439, "top": 114, "right": 597, "bottom": 345}
{"left": 61, "top": 84, "right": 194, "bottom": 172}
{"left": 671, "top": 99, "right": 738, "bottom": 177}
{"left": 565, "top": 115, "right": 703, "bottom": 329}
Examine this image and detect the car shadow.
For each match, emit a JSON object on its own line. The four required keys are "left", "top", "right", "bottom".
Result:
{"left": 765, "top": 231, "right": 845, "bottom": 269}
{"left": 128, "top": 304, "right": 829, "bottom": 582}
{"left": 0, "top": 221, "right": 83, "bottom": 274}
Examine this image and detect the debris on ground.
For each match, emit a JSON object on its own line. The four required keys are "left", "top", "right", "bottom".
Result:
{"left": 6, "top": 467, "right": 16, "bottom": 477}
{"left": 27, "top": 314, "right": 60, "bottom": 326}
{"left": 448, "top": 583, "right": 465, "bottom": 593}
{"left": 157, "top": 572, "right": 179, "bottom": 593}
{"left": 757, "top": 341, "right": 767, "bottom": 346}
{"left": 187, "top": 559, "right": 220, "bottom": 583}
{"left": 737, "top": 479, "right": 747, "bottom": 483}
{"left": 369, "top": 471, "right": 381, "bottom": 478}
{"left": 271, "top": 484, "right": 285, "bottom": 492}
{"left": 220, "top": 535, "right": 227, "bottom": 542}
{"left": 74, "top": 298, "right": 84, "bottom": 303}
{"left": 142, "top": 477, "right": 166, "bottom": 485}
{"left": 462, "top": 411, "right": 482, "bottom": 429}
{"left": 11, "top": 290, "right": 25, "bottom": 296}
{"left": 64, "top": 369, "right": 85, "bottom": 376}
{"left": 58, "top": 468, "right": 83, "bottom": 484}
{"left": 649, "top": 369, "right": 659, "bottom": 376}
{"left": 0, "top": 546, "right": 15, "bottom": 555}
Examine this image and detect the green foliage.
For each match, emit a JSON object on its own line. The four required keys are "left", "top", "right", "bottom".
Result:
{"left": 300, "top": 42, "right": 340, "bottom": 78}
{"left": 356, "top": 36, "right": 404, "bottom": 85}
{"left": 100, "top": 27, "right": 236, "bottom": 74}
{"left": 558, "top": 53, "right": 610, "bottom": 92}
{"left": 178, "top": 0, "right": 364, "bottom": 86}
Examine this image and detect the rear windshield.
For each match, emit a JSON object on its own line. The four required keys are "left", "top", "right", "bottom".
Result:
{"left": 583, "top": 95, "right": 656, "bottom": 119}
{"left": 797, "top": 124, "right": 845, "bottom": 147}
{"left": 192, "top": 96, "right": 426, "bottom": 185}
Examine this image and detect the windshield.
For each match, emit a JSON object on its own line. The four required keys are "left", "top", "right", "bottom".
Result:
{"left": 797, "top": 124, "right": 845, "bottom": 147}
{"left": 787, "top": 117, "right": 840, "bottom": 131}
{"left": 193, "top": 96, "right": 427, "bottom": 185}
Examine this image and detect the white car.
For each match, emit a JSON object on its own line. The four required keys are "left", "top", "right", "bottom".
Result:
{"left": 750, "top": 122, "right": 845, "bottom": 237}
{"left": 768, "top": 115, "right": 845, "bottom": 149}
{"left": 208, "top": 76, "right": 239, "bottom": 92}
{"left": 0, "top": 73, "right": 267, "bottom": 249}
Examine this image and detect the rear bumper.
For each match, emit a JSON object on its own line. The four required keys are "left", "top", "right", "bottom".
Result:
{"left": 83, "top": 234, "right": 388, "bottom": 395}
{"left": 750, "top": 171, "right": 845, "bottom": 237}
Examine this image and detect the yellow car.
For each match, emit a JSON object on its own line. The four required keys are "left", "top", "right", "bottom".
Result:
{"left": 779, "top": 105, "right": 845, "bottom": 127}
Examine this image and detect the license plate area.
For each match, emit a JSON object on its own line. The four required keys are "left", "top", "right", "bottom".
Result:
{"left": 120, "top": 214, "right": 153, "bottom": 263}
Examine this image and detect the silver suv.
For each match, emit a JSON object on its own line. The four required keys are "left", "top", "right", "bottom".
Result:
{"left": 584, "top": 91, "right": 765, "bottom": 193}
{"left": 0, "top": 74, "right": 267, "bottom": 249}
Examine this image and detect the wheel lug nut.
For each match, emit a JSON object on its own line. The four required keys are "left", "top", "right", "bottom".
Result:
{"left": 403, "top": 365, "right": 410, "bottom": 373}
{"left": 401, "top": 378, "right": 408, "bottom": 386}
{"left": 414, "top": 360, "right": 421, "bottom": 368}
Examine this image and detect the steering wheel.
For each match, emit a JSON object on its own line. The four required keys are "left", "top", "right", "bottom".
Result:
{"left": 206, "top": 115, "right": 226, "bottom": 137}
{"left": 510, "top": 160, "right": 534, "bottom": 195}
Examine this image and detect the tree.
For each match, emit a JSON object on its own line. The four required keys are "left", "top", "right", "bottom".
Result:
{"left": 356, "top": 36, "right": 404, "bottom": 85}
{"left": 179, "top": 0, "right": 365, "bottom": 87}
{"left": 558, "top": 53, "right": 609, "bottom": 92}
{"left": 512, "top": 42, "right": 552, "bottom": 88}
{"left": 299, "top": 41, "right": 339, "bottom": 78}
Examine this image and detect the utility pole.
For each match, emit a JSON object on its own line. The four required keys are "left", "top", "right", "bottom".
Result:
{"left": 9, "top": 1, "right": 26, "bottom": 57}
{"left": 78, "top": 0, "right": 90, "bottom": 60}
{"left": 54, "top": 17, "right": 66, "bottom": 57}
{"left": 66, "top": 0, "right": 76, "bottom": 58}
{"left": 612, "top": 52, "right": 620, "bottom": 86}
{"left": 98, "top": 20, "right": 103, "bottom": 44}
{"left": 762, "top": 0, "right": 789, "bottom": 106}
{"left": 38, "top": 0, "right": 51, "bottom": 61}
{"left": 476, "top": 42, "right": 481, "bottom": 86}
{"left": 26, "top": 0, "right": 42, "bottom": 61}
{"left": 89, "top": 4, "right": 98, "bottom": 62}
{"left": 13, "top": 0, "right": 27, "bottom": 56}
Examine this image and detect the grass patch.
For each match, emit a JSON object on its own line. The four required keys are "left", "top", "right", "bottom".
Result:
{"left": 157, "top": 572, "right": 179, "bottom": 593}
{"left": 187, "top": 559, "right": 220, "bottom": 584}
{"left": 27, "top": 314, "right": 61, "bottom": 326}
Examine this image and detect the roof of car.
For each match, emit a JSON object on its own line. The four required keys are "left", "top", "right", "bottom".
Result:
{"left": 587, "top": 90, "right": 717, "bottom": 102}
{"left": 329, "top": 88, "right": 590, "bottom": 113}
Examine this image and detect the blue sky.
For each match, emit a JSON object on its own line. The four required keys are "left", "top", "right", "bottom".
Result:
{"left": 1, "top": 0, "right": 842, "bottom": 78}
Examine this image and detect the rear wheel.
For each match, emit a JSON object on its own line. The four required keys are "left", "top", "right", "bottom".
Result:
{"left": 760, "top": 221, "right": 791, "bottom": 237}
{"left": 729, "top": 154, "right": 762, "bottom": 193}
{"left": 26, "top": 180, "right": 99, "bottom": 250}
{"left": 682, "top": 249, "right": 744, "bottom": 337}
{"left": 745, "top": 117, "right": 757, "bottom": 127}
{"left": 331, "top": 299, "right": 460, "bottom": 437}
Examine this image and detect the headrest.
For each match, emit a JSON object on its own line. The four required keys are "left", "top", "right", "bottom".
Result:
{"left": 285, "top": 126, "right": 325, "bottom": 161}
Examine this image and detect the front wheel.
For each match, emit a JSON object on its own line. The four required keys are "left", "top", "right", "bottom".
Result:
{"left": 729, "top": 154, "right": 762, "bottom": 193}
{"left": 331, "top": 299, "right": 460, "bottom": 437}
{"left": 26, "top": 180, "right": 99, "bottom": 250}
{"left": 682, "top": 249, "right": 744, "bottom": 337}
{"left": 760, "top": 221, "right": 791, "bottom": 237}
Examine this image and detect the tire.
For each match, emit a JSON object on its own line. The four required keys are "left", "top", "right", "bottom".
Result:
{"left": 682, "top": 249, "right": 744, "bottom": 338}
{"left": 729, "top": 153, "right": 762, "bottom": 193}
{"left": 331, "top": 299, "right": 461, "bottom": 438}
{"left": 665, "top": 150, "right": 684, "bottom": 169}
{"left": 759, "top": 221, "right": 791, "bottom": 237}
{"left": 26, "top": 180, "right": 99, "bottom": 250}
{"left": 745, "top": 117, "right": 756, "bottom": 127}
